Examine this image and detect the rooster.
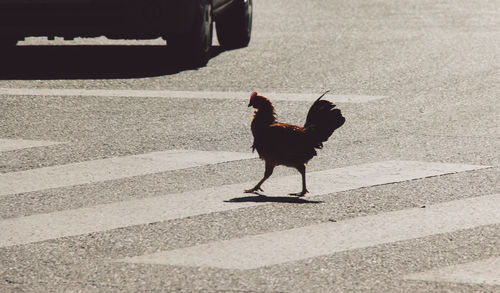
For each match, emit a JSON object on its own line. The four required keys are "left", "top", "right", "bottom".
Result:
{"left": 245, "top": 91, "right": 345, "bottom": 196}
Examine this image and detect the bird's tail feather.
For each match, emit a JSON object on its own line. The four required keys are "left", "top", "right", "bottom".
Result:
{"left": 304, "top": 91, "right": 345, "bottom": 148}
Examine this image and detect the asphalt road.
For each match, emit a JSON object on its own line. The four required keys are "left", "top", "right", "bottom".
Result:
{"left": 0, "top": 0, "right": 499, "bottom": 292}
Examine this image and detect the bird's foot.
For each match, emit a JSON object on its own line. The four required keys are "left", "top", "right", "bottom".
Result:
{"left": 289, "top": 189, "right": 309, "bottom": 197}
{"left": 244, "top": 186, "right": 263, "bottom": 194}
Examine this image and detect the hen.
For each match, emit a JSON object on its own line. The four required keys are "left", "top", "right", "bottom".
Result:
{"left": 245, "top": 91, "right": 345, "bottom": 196}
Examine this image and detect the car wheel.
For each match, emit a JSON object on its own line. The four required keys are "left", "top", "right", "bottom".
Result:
{"left": 169, "top": 0, "right": 213, "bottom": 67}
{"left": 216, "top": 0, "right": 252, "bottom": 49}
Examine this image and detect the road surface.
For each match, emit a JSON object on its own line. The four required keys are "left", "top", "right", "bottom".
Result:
{"left": 0, "top": 0, "right": 499, "bottom": 291}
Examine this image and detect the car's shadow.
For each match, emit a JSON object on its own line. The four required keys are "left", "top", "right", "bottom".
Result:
{"left": 0, "top": 45, "right": 224, "bottom": 80}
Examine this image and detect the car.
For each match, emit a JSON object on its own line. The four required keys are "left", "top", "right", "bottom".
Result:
{"left": 0, "top": 0, "right": 252, "bottom": 66}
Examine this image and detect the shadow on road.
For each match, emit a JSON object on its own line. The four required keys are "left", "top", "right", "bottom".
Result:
{"left": 0, "top": 45, "right": 224, "bottom": 80}
{"left": 225, "top": 194, "right": 323, "bottom": 204}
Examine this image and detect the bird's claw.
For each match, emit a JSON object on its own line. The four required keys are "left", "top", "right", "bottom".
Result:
{"left": 289, "top": 189, "right": 309, "bottom": 197}
{"left": 244, "top": 187, "right": 263, "bottom": 194}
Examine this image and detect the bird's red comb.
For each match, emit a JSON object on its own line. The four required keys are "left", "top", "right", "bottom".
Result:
{"left": 250, "top": 92, "right": 258, "bottom": 99}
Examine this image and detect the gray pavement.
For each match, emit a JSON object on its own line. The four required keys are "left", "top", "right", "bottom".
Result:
{"left": 0, "top": 0, "right": 499, "bottom": 292}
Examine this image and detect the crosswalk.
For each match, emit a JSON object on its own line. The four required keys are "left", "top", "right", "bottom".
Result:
{"left": 403, "top": 256, "right": 500, "bottom": 286}
{"left": 0, "top": 88, "right": 387, "bottom": 103}
{"left": 1, "top": 91, "right": 498, "bottom": 291}
{"left": 0, "top": 149, "right": 255, "bottom": 197}
{"left": 0, "top": 160, "right": 488, "bottom": 247}
{"left": 1, "top": 140, "right": 498, "bottom": 287}
{"left": 0, "top": 138, "right": 64, "bottom": 152}
{"left": 119, "top": 194, "right": 499, "bottom": 269}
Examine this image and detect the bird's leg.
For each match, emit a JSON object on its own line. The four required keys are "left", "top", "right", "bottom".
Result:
{"left": 245, "top": 162, "right": 274, "bottom": 194}
{"left": 289, "top": 164, "right": 309, "bottom": 197}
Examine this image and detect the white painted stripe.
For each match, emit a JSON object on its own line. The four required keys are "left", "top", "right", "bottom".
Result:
{"left": 18, "top": 36, "right": 166, "bottom": 46}
{"left": 0, "top": 161, "right": 489, "bottom": 248}
{"left": 0, "top": 150, "right": 256, "bottom": 197}
{"left": 119, "top": 194, "right": 500, "bottom": 269}
{"left": 0, "top": 88, "right": 386, "bottom": 103}
{"left": 0, "top": 138, "right": 64, "bottom": 152}
{"left": 403, "top": 257, "right": 500, "bottom": 286}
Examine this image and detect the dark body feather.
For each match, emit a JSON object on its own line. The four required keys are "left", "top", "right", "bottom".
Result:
{"left": 251, "top": 119, "right": 317, "bottom": 168}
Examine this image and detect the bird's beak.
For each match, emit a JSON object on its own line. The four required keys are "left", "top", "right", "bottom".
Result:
{"left": 248, "top": 101, "right": 253, "bottom": 107}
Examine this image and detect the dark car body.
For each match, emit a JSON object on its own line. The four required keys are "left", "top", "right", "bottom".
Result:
{"left": 0, "top": 0, "right": 252, "bottom": 66}
{"left": 0, "top": 0, "right": 234, "bottom": 40}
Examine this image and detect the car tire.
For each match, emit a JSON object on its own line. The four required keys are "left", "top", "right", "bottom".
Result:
{"left": 169, "top": 0, "right": 213, "bottom": 67}
{"left": 216, "top": 0, "right": 252, "bottom": 49}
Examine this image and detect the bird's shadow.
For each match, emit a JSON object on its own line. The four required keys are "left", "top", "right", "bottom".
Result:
{"left": 225, "top": 193, "right": 323, "bottom": 204}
